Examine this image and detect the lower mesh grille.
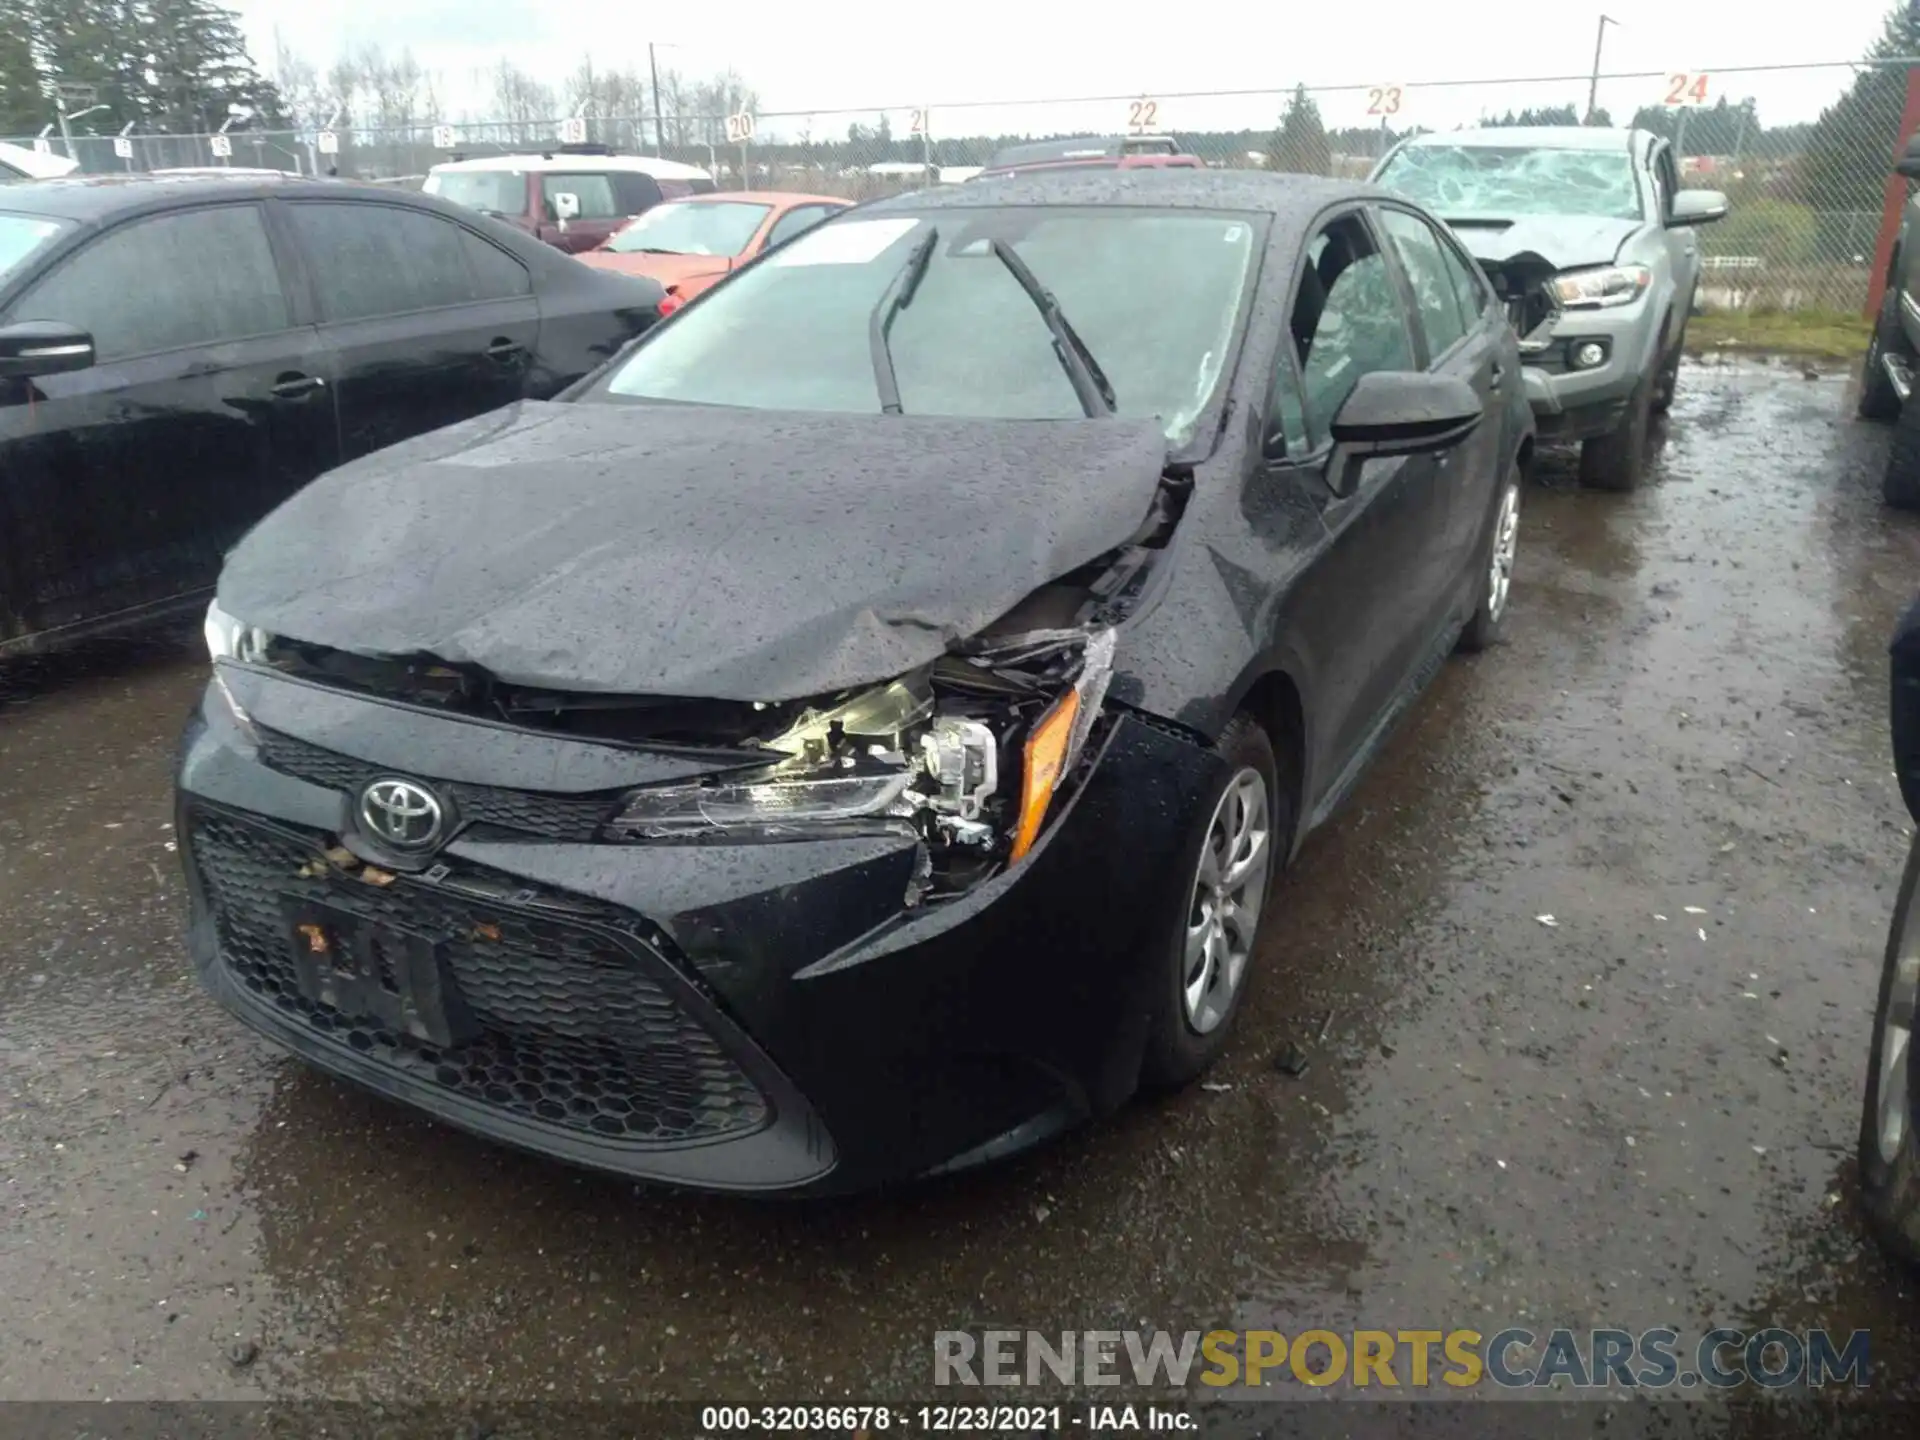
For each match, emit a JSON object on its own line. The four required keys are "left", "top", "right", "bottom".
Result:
{"left": 187, "top": 807, "right": 770, "bottom": 1146}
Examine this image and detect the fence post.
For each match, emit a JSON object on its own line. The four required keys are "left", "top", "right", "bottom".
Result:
{"left": 1866, "top": 65, "right": 1920, "bottom": 319}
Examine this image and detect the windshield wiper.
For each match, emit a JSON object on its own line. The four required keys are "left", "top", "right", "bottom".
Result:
{"left": 868, "top": 226, "right": 938, "bottom": 415}
{"left": 988, "top": 238, "right": 1115, "bottom": 418}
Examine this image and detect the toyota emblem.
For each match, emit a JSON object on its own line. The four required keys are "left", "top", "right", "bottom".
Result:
{"left": 359, "top": 777, "right": 445, "bottom": 851}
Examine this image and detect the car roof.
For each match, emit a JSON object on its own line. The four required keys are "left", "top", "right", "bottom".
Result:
{"left": 1405, "top": 126, "right": 1639, "bottom": 152}
{"left": 0, "top": 140, "right": 79, "bottom": 179}
{"left": 0, "top": 173, "right": 445, "bottom": 224}
{"left": 430, "top": 151, "right": 712, "bottom": 180}
{"left": 677, "top": 190, "right": 851, "bottom": 208}
{"left": 861, "top": 166, "right": 1364, "bottom": 217}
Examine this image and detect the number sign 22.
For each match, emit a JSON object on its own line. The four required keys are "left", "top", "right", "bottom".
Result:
{"left": 1128, "top": 98, "right": 1159, "bottom": 134}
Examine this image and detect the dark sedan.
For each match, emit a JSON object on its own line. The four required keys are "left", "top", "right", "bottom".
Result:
{"left": 175, "top": 170, "right": 1534, "bottom": 1194}
{"left": 0, "top": 175, "right": 663, "bottom": 654}
{"left": 1861, "top": 591, "right": 1920, "bottom": 1264}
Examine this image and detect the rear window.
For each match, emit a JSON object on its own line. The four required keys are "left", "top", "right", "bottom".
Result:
{"left": 0, "top": 214, "right": 70, "bottom": 283}
{"left": 424, "top": 169, "right": 526, "bottom": 220}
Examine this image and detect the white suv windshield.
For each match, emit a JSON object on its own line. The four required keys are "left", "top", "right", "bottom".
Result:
{"left": 1377, "top": 145, "right": 1643, "bottom": 221}
{"left": 424, "top": 169, "right": 525, "bottom": 218}
{"left": 593, "top": 207, "right": 1259, "bottom": 444}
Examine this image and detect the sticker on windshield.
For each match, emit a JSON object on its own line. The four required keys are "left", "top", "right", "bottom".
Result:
{"left": 768, "top": 217, "right": 920, "bottom": 267}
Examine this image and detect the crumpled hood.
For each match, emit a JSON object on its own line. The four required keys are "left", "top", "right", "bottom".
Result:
{"left": 217, "top": 401, "right": 1171, "bottom": 701}
{"left": 1444, "top": 214, "right": 1642, "bottom": 271}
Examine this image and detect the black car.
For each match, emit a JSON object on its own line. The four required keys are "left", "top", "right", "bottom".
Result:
{"left": 175, "top": 170, "right": 1534, "bottom": 1194}
{"left": 0, "top": 175, "right": 663, "bottom": 654}
{"left": 1861, "top": 592, "right": 1920, "bottom": 1262}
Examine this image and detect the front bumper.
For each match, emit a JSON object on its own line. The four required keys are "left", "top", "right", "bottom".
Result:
{"left": 1517, "top": 298, "right": 1661, "bottom": 442}
{"left": 176, "top": 663, "right": 1222, "bottom": 1194}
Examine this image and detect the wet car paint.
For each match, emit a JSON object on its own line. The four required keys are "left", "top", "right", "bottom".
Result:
{"left": 0, "top": 179, "right": 664, "bottom": 657}
{"left": 7, "top": 359, "right": 1920, "bottom": 1407}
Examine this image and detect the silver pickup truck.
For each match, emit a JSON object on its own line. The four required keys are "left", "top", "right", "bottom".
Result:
{"left": 1857, "top": 134, "right": 1920, "bottom": 511}
{"left": 1373, "top": 126, "right": 1728, "bottom": 492}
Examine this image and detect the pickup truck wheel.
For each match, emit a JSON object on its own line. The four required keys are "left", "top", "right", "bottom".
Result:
{"left": 1578, "top": 377, "right": 1652, "bottom": 492}
{"left": 1860, "top": 835, "right": 1920, "bottom": 1269}
{"left": 1886, "top": 379, "right": 1920, "bottom": 511}
{"left": 1861, "top": 293, "right": 1910, "bottom": 423}
{"left": 1651, "top": 332, "right": 1681, "bottom": 414}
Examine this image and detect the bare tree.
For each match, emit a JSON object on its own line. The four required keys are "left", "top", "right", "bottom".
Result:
{"left": 272, "top": 28, "right": 327, "bottom": 131}
{"left": 490, "top": 59, "right": 555, "bottom": 145}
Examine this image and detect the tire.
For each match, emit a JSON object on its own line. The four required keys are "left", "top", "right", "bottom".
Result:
{"left": 1859, "top": 836, "right": 1920, "bottom": 1269}
{"left": 1862, "top": 292, "right": 1910, "bottom": 423}
{"left": 1140, "top": 715, "right": 1287, "bottom": 1090}
{"left": 1886, "top": 384, "right": 1920, "bottom": 511}
{"left": 1650, "top": 332, "right": 1683, "bottom": 414}
{"left": 1456, "top": 463, "right": 1521, "bottom": 654}
{"left": 1578, "top": 375, "right": 1653, "bottom": 492}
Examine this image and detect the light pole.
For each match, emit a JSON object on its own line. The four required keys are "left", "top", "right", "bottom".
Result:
{"left": 649, "top": 42, "right": 666, "bottom": 157}
{"left": 1586, "top": 15, "right": 1619, "bottom": 125}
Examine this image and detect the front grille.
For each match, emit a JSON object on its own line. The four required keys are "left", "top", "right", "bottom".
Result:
{"left": 187, "top": 807, "right": 770, "bottom": 1146}
{"left": 254, "top": 727, "right": 619, "bottom": 841}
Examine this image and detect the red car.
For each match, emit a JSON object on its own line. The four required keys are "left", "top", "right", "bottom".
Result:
{"left": 576, "top": 191, "right": 851, "bottom": 314}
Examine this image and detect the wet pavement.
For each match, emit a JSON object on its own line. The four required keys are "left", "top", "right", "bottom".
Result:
{"left": 5, "top": 357, "right": 1920, "bottom": 1411}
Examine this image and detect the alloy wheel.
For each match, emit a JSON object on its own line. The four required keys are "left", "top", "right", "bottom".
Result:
{"left": 1487, "top": 482, "right": 1520, "bottom": 624}
{"left": 1878, "top": 943, "right": 1920, "bottom": 1166}
{"left": 1183, "top": 767, "right": 1272, "bottom": 1035}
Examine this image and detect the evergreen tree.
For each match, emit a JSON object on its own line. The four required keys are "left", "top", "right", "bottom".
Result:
{"left": 142, "top": 0, "right": 283, "bottom": 131}
{"left": 1801, "top": 2, "right": 1920, "bottom": 211}
{"left": 1266, "top": 84, "right": 1330, "bottom": 176}
{"left": 0, "top": 0, "right": 45, "bottom": 135}
{"left": 38, "top": 0, "right": 142, "bottom": 129}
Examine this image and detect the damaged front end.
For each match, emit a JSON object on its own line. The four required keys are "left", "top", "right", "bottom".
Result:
{"left": 602, "top": 626, "right": 1119, "bottom": 903}
{"left": 1475, "top": 251, "right": 1561, "bottom": 355}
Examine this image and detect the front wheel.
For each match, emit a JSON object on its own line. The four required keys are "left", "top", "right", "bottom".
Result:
{"left": 1860, "top": 836, "right": 1920, "bottom": 1269}
{"left": 1861, "top": 293, "right": 1909, "bottom": 423}
{"left": 1140, "top": 715, "right": 1286, "bottom": 1090}
{"left": 1578, "top": 378, "right": 1653, "bottom": 492}
{"left": 1457, "top": 465, "right": 1521, "bottom": 653}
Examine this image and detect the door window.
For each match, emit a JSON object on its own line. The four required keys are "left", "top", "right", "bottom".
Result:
{"left": 542, "top": 173, "right": 620, "bottom": 221}
{"left": 1288, "top": 213, "right": 1416, "bottom": 449}
{"left": 286, "top": 202, "right": 530, "bottom": 322}
{"left": 8, "top": 205, "right": 289, "bottom": 362}
{"left": 608, "top": 172, "right": 666, "bottom": 216}
{"left": 1433, "top": 232, "right": 1493, "bottom": 330}
{"left": 765, "top": 205, "right": 840, "bottom": 251}
{"left": 1378, "top": 208, "right": 1470, "bottom": 360}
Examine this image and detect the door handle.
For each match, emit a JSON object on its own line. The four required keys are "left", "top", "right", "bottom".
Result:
{"left": 270, "top": 374, "right": 326, "bottom": 400}
{"left": 486, "top": 338, "right": 524, "bottom": 362}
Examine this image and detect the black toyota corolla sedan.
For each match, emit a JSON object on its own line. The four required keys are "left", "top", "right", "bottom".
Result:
{"left": 176, "top": 170, "right": 1534, "bottom": 1193}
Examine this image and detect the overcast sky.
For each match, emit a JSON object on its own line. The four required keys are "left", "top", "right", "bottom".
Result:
{"left": 232, "top": 0, "right": 1902, "bottom": 137}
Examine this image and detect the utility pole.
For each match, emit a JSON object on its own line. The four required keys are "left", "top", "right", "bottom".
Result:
{"left": 649, "top": 42, "right": 665, "bottom": 157}
{"left": 1586, "top": 14, "right": 1618, "bottom": 125}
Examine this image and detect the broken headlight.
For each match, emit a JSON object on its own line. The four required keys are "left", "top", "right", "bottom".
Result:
{"left": 1549, "top": 264, "right": 1650, "bottom": 310}
{"left": 606, "top": 628, "right": 1118, "bottom": 863}
{"left": 203, "top": 601, "right": 273, "bottom": 665}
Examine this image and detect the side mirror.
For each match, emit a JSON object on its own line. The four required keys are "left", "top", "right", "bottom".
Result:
{"left": 1326, "top": 371, "right": 1482, "bottom": 498}
{"left": 0, "top": 320, "right": 96, "bottom": 380}
{"left": 1900, "top": 135, "right": 1920, "bottom": 180}
{"left": 1668, "top": 189, "right": 1730, "bottom": 227}
{"left": 552, "top": 191, "right": 580, "bottom": 228}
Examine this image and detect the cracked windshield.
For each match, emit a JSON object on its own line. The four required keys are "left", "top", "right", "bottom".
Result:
{"left": 1374, "top": 144, "right": 1643, "bottom": 220}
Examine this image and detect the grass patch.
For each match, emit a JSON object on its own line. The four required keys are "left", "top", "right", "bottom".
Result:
{"left": 1687, "top": 309, "right": 1871, "bottom": 360}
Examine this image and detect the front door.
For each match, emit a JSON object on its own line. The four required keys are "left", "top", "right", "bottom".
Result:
{"left": 0, "top": 202, "right": 336, "bottom": 642}
{"left": 1376, "top": 205, "right": 1507, "bottom": 599}
{"left": 1272, "top": 211, "right": 1453, "bottom": 792}
{"left": 278, "top": 198, "right": 541, "bottom": 463}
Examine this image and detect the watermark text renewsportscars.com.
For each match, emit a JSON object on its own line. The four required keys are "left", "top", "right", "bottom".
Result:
{"left": 933, "top": 1328, "right": 1872, "bottom": 1390}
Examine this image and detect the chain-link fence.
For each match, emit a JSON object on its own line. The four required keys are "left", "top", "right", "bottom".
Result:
{"left": 11, "top": 59, "right": 1917, "bottom": 315}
